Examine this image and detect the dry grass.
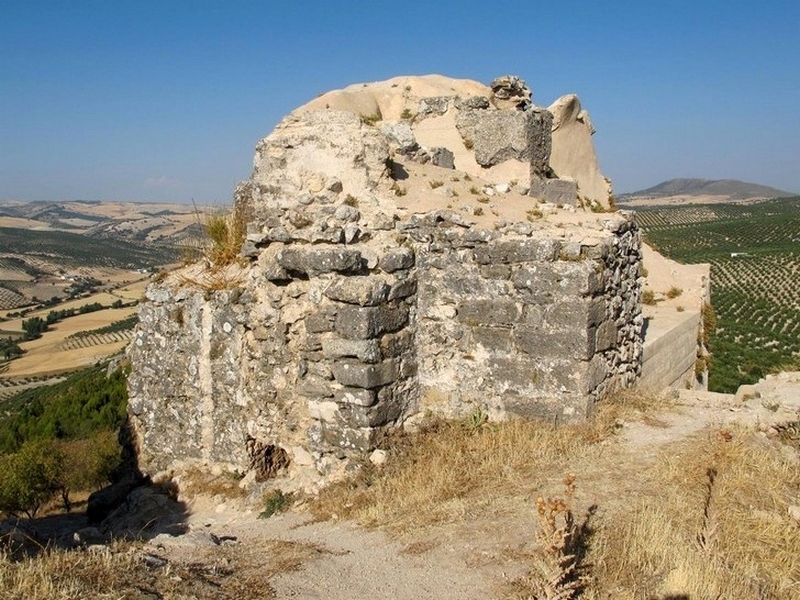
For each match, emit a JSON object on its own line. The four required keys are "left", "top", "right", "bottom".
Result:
{"left": 0, "top": 538, "right": 319, "bottom": 600}
{"left": 585, "top": 425, "right": 800, "bottom": 599}
{"left": 176, "top": 466, "right": 248, "bottom": 501}
{"left": 313, "top": 390, "right": 664, "bottom": 531}
{"left": 203, "top": 210, "right": 246, "bottom": 269}
{"left": 313, "top": 389, "right": 799, "bottom": 598}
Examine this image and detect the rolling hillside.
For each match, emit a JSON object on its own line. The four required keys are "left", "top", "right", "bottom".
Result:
{"left": 619, "top": 178, "right": 794, "bottom": 206}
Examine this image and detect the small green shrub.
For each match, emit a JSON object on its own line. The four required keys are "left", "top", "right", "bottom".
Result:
{"left": 642, "top": 289, "right": 656, "bottom": 305}
{"left": 259, "top": 489, "right": 294, "bottom": 519}
{"left": 360, "top": 113, "right": 380, "bottom": 126}
{"left": 400, "top": 108, "right": 414, "bottom": 120}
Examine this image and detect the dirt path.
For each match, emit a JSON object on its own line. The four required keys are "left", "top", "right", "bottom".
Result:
{"left": 9, "top": 373, "right": 798, "bottom": 599}
{"left": 130, "top": 373, "right": 798, "bottom": 599}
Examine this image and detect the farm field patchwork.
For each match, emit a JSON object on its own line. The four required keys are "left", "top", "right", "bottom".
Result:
{"left": 636, "top": 196, "right": 800, "bottom": 392}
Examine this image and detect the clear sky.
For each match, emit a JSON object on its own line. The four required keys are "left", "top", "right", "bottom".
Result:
{"left": 2, "top": 0, "right": 799, "bottom": 203}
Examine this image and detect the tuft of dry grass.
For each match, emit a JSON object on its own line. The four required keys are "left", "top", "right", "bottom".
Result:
{"left": 204, "top": 210, "right": 246, "bottom": 269}
{"left": 176, "top": 466, "right": 248, "bottom": 501}
{"left": 585, "top": 425, "right": 800, "bottom": 599}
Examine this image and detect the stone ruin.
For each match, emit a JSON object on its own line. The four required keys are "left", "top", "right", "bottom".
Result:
{"left": 127, "top": 75, "right": 648, "bottom": 488}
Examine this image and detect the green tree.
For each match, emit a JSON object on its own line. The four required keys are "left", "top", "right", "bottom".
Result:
{"left": 55, "top": 431, "right": 121, "bottom": 512}
{"left": 21, "top": 316, "right": 47, "bottom": 340}
{"left": 0, "top": 440, "right": 64, "bottom": 518}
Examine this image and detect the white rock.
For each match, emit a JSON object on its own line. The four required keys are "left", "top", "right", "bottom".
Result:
{"left": 369, "top": 449, "right": 387, "bottom": 466}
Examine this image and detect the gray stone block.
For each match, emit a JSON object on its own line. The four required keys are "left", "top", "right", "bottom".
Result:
{"left": 388, "top": 278, "right": 417, "bottom": 301}
{"left": 322, "top": 338, "right": 381, "bottom": 363}
{"left": 335, "top": 387, "right": 377, "bottom": 407}
{"left": 430, "top": 147, "right": 455, "bottom": 169}
{"left": 336, "top": 399, "right": 405, "bottom": 428}
{"left": 305, "top": 309, "right": 336, "bottom": 333}
{"left": 331, "top": 360, "right": 398, "bottom": 389}
{"left": 323, "top": 277, "right": 390, "bottom": 306}
{"left": 379, "top": 248, "right": 415, "bottom": 273}
{"left": 480, "top": 265, "right": 512, "bottom": 280}
{"left": 380, "top": 329, "right": 414, "bottom": 358}
{"left": 456, "top": 108, "right": 537, "bottom": 167}
{"left": 528, "top": 178, "right": 578, "bottom": 205}
{"left": 471, "top": 326, "right": 513, "bottom": 352}
{"left": 595, "top": 320, "right": 617, "bottom": 351}
{"left": 319, "top": 424, "right": 380, "bottom": 453}
{"left": 457, "top": 298, "right": 519, "bottom": 326}
{"left": 474, "top": 238, "right": 558, "bottom": 264}
{"left": 277, "top": 247, "right": 363, "bottom": 276}
{"left": 513, "top": 324, "right": 595, "bottom": 361}
{"left": 335, "top": 304, "right": 409, "bottom": 339}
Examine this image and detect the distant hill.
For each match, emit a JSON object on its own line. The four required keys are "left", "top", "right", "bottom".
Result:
{"left": 618, "top": 178, "right": 795, "bottom": 206}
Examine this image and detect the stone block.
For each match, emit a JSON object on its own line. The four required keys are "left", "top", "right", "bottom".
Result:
{"left": 526, "top": 108, "right": 554, "bottom": 176}
{"left": 380, "top": 329, "right": 415, "bottom": 358}
{"left": 322, "top": 338, "right": 381, "bottom": 363}
{"left": 486, "top": 356, "right": 543, "bottom": 390}
{"left": 457, "top": 298, "right": 519, "bottom": 326}
{"left": 480, "top": 265, "right": 511, "bottom": 280}
{"left": 277, "top": 247, "right": 363, "bottom": 276}
{"left": 388, "top": 277, "right": 417, "bottom": 301}
{"left": 543, "top": 298, "right": 599, "bottom": 330}
{"left": 335, "top": 387, "right": 377, "bottom": 407}
{"left": 528, "top": 178, "right": 578, "bottom": 205}
{"left": 471, "top": 326, "right": 513, "bottom": 352}
{"left": 323, "top": 277, "right": 390, "bottom": 306}
{"left": 456, "top": 108, "right": 533, "bottom": 167}
{"left": 336, "top": 399, "right": 405, "bottom": 428}
{"left": 430, "top": 147, "right": 455, "bottom": 169}
{"left": 331, "top": 360, "right": 398, "bottom": 389}
{"left": 307, "top": 399, "right": 339, "bottom": 423}
{"left": 577, "top": 355, "right": 609, "bottom": 394}
{"left": 318, "top": 424, "right": 380, "bottom": 453}
{"left": 305, "top": 309, "right": 336, "bottom": 333}
{"left": 335, "top": 304, "right": 409, "bottom": 339}
{"left": 379, "top": 248, "right": 415, "bottom": 273}
{"left": 514, "top": 262, "right": 597, "bottom": 298}
{"left": 595, "top": 320, "right": 617, "bottom": 352}
{"left": 514, "top": 324, "right": 595, "bottom": 361}
{"left": 297, "top": 375, "right": 335, "bottom": 399}
{"left": 474, "top": 238, "right": 558, "bottom": 264}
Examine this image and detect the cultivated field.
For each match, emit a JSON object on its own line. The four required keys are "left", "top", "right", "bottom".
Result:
{"left": 0, "top": 280, "right": 148, "bottom": 394}
{"left": 636, "top": 196, "right": 800, "bottom": 392}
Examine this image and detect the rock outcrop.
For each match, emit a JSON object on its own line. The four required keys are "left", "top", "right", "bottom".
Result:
{"left": 548, "top": 94, "right": 612, "bottom": 210}
{"left": 127, "top": 75, "right": 646, "bottom": 490}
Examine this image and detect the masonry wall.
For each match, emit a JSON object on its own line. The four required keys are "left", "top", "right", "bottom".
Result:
{"left": 412, "top": 218, "right": 642, "bottom": 423}
{"left": 128, "top": 213, "right": 643, "bottom": 481}
{"left": 127, "top": 99, "right": 645, "bottom": 486}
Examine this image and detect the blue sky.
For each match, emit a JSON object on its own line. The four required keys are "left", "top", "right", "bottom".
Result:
{"left": 2, "top": 0, "right": 799, "bottom": 203}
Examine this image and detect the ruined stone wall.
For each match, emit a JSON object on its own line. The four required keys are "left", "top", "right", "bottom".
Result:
{"left": 128, "top": 213, "right": 642, "bottom": 480}
{"left": 127, "top": 77, "right": 646, "bottom": 486}
{"left": 413, "top": 219, "right": 642, "bottom": 423}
